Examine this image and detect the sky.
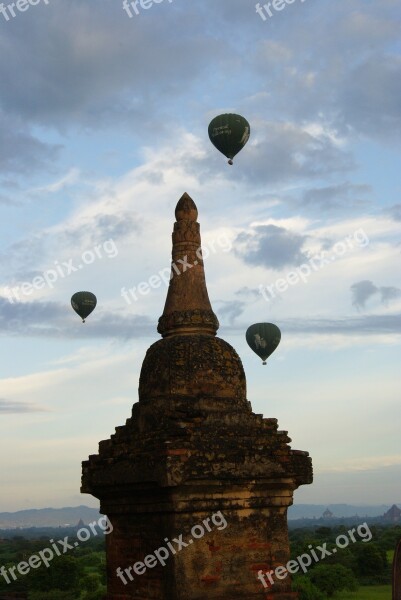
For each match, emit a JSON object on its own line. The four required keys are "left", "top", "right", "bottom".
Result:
{"left": 0, "top": 0, "right": 400, "bottom": 512}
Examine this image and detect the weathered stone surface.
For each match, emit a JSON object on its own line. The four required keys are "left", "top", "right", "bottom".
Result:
{"left": 81, "top": 192, "right": 313, "bottom": 599}
{"left": 139, "top": 334, "right": 247, "bottom": 405}
{"left": 158, "top": 192, "right": 218, "bottom": 338}
{"left": 393, "top": 539, "right": 401, "bottom": 600}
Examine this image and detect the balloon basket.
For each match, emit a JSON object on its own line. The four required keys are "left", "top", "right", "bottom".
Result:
{"left": 228, "top": 159, "right": 233, "bottom": 165}
{"left": 262, "top": 361, "right": 267, "bottom": 365}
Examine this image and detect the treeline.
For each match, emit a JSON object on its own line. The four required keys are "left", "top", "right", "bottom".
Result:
{"left": 289, "top": 523, "right": 400, "bottom": 598}
{"left": 1, "top": 523, "right": 400, "bottom": 599}
{"left": 0, "top": 535, "right": 106, "bottom": 600}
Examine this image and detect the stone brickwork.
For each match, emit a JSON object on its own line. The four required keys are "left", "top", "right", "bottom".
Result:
{"left": 393, "top": 539, "right": 401, "bottom": 600}
{"left": 81, "top": 192, "right": 313, "bottom": 599}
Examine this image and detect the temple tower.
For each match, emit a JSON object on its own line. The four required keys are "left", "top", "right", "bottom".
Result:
{"left": 81, "top": 193, "right": 313, "bottom": 599}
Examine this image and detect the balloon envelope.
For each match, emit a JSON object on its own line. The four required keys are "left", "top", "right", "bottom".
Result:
{"left": 71, "top": 291, "right": 97, "bottom": 323}
{"left": 208, "top": 113, "right": 250, "bottom": 164}
{"left": 246, "top": 323, "right": 281, "bottom": 365}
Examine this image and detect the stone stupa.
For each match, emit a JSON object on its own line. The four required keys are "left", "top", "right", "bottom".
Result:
{"left": 81, "top": 192, "right": 313, "bottom": 599}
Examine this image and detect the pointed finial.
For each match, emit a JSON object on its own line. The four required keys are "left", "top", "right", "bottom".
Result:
{"left": 175, "top": 192, "right": 198, "bottom": 222}
{"left": 157, "top": 193, "right": 219, "bottom": 338}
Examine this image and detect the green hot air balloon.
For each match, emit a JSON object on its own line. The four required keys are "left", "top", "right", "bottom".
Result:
{"left": 246, "top": 323, "right": 281, "bottom": 365}
{"left": 71, "top": 291, "right": 97, "bottom": 323}
{"left": 208, "top": 113, "right": 250, "bottom": 165}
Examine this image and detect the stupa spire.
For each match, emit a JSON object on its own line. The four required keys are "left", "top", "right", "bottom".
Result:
{"left": 82, "top": 191, "right": 313, "bottom": 600}
{"left": 157, "top": 192, "right": 219, "bottom": 337}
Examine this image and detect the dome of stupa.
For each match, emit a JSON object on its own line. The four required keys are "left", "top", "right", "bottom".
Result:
{"left": 138, "top": 193, "right": 247, "bottom": 406}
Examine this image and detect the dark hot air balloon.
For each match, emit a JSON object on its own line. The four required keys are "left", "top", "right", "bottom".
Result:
{"left": 246, "top": 323, "right": 281, "bottom": 365}
{"left": 208, "top": 113, "right": 250, "bottom": 165}
{"left": 71, "top": 291, "right": 97, "bottom": 323}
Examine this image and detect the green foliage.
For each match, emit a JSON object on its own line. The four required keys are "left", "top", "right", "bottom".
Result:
{"left": 315, "top": 527, "right": 332, "bottom": 537}
{"left": 82, "top": 586, "right": 107, "bottom": 600}
{"left": 337, "top": 585, "right": 391, "bottom": 599}
{"left": 377, "top": 526, "right": 401, "bottom": 550}
{"left": 0, "top": 535, "right": 107, "bottom": 600}
{"left": 309, "top": 564, "right": 358, "bottom": 597}
{"left": 81, "top": 572, "right": 102, "bottom": 592}
{"left": 77, "top": 551, "right": 104, "bottom": 568}
{"left": 27, "top": 555, "right": 82, "bottom": 592}
{"left": 324, "top": 546, "right": 358, "bottom": 571}
{"left": 293, "top": 575, "right": 325, "bottom": 600}
{"left": 29, "top": 591, "right": 77, "bottom": 600}
{"left": 289, "top": 523, "right": 395, "bottom": 586}
{"left": 352, "top": 541, "right": 388, "bottom": 584}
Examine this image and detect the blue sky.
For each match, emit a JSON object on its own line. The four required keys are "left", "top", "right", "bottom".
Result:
{"left": 0, "top": 0, "right": 400, "bottom": 511}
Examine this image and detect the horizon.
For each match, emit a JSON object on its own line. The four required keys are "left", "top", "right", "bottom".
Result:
{"left": 2, "top": 500, "right": 401, "bottom": 516}
{"left": 1, "top": 502, "right": 401, "bottom": 525}
{"left": 2, "top": 501, "right": 401, "bottom": 513}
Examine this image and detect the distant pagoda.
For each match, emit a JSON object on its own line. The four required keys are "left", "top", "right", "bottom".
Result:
{"left": 385, "top": 505, "right": 401, "bottom": 523}
{"left": 82, "top": 193, "right": 313, "bottom": 599}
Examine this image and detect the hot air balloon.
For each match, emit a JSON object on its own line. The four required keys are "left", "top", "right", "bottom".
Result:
{"left": 71, "top": 291, "right": 97, "bottom": 323}
{"left": 246, "top": 323, "right": 281, "bottom": 365}
{"left": 208, "top": 113, "right": 250, "bottom": 165}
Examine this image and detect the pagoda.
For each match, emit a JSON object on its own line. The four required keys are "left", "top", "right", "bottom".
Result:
{"left": 82, "top": 193, "right": 313, "bottom": 599}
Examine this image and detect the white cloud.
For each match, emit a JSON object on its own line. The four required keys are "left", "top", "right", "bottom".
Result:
{"left": 31, "top": 168, "right": 81, "bottom": 193}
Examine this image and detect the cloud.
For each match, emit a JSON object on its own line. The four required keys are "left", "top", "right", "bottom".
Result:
{"left": 0, "top": 399, "right": 48, "bottom": 414}
{"left": 380, "top": 286, "right": 401, "bottom": 306}
{"left": 235, "top": 286, "right": 261, "bottom": 300}
{"left": 250, "top": 4, "right": 401, "bottom": 143}
{"left": 387, "top": 204, "right": 401, "bottom": 222}
{"left": 0, "top": 297, "right": 153, "bottom": 340}
{"left": 33, "top": 168, "right": 80, "bottom": 194}
{"left": 351, "top": 280, "right": 379, "bottom": 310}
{"left": 0, "top": 208, "right": 141, "bottom": 280}
{"left": 341, "top": 54, "right": 401, "bottom": 140}
{"left": 0, "top": 236, "right": 47, "bottom": 274}
{"left": 59, "top": 211, "right": 141, "bottom": 247}
{"left": 3, "top": 297, "right": 398, "bottom": 342}
{"left": 0, "top": 194, "right": 18, "bottom": 206}
{"left": 0, "top": 110, "right": 59, "bottom": 177}
{"left": 0, "top": 0, "right": 223, "bottom": 132}
{"left": 234, "top": 224, "right": 308, "bottom": 270}
{"left": 351, "top": 280, "right": 401, "bottom": 310}
{"left": 208, "top": 121, "right": 354, "bottom": 186}
{"left": 215, "top": 300, "right": 245, "bottom": 325}
{"left": 322, "top": 455, "right": 401, "bottom": 473}
{"left": 276, "top": 314, "right": 401, "bottom": 336}
{"left": 224, "top": 312, "right": 401, "bottom": 339}
{"left": 302, "top": 182, "right": 371, "bottom": 211}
